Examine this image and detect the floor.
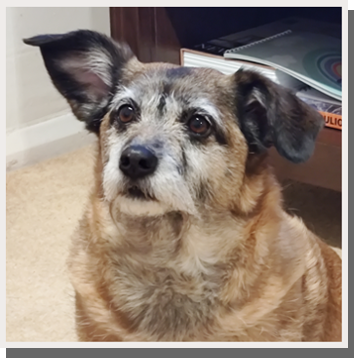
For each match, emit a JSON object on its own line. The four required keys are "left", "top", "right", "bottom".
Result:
{"left": 6, "top": 144, "right": 342, "bottom": 342}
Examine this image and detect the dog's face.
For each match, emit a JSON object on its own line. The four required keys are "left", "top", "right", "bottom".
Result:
{"left": 102, "top": 64, "right": 250, "bottom": 216}
{"left": 24, "top": 30, "right": 324, "bottom": 217}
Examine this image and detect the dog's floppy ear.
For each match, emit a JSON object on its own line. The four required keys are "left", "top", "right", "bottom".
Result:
{"left": 23, "top": 30, "right": 134, "bottom": 133}
{"left": 233, "top": 69, "right": 325, "bottom": 163}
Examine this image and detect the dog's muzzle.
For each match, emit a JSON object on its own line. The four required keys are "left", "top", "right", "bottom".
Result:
{"left": 119, "top": 145, "right": 158, "bottom": 180}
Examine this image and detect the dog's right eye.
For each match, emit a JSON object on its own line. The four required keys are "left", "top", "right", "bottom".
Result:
{"left": 187, "top": 115, "right": 211, "bottom": 137}
{"left": 118, "top": 105, "right": 135, "bottom": 123}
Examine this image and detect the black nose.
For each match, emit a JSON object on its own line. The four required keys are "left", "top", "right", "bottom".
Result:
{"left": 120, "top": 145, "right": 158, "bottom": 180}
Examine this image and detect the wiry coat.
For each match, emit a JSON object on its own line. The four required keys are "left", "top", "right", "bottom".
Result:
{"left": 24, "top": 30, "right": 341, "bottom": 342}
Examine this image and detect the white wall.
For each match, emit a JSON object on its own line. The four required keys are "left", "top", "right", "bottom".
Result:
{"left": 6, "top": 7, "right": 110, "bottom": 170}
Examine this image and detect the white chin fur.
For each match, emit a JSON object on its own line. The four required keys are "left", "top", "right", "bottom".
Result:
{"left": 115, "top": 196, "right": 170, "bottom": 217}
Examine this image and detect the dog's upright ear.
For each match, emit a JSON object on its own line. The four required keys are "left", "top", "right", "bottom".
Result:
{"left": 232, "top": 69, "right": 325, "bottom": 163}
{"left": 23, "top": 30, "right": 135, "bottom": 133}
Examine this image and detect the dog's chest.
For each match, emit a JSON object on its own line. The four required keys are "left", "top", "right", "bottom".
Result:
{"left": 113, "top": 263, "right": 219, "bottom": 338}
{"left": 108, "top": 246, "right": 224, "bottom": 340}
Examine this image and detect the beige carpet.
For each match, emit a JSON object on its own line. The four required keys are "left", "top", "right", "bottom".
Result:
{"left": 6, "top": 144, "right": 342, "bottom": 342}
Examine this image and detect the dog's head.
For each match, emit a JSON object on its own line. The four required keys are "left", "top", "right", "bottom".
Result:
{"left": 24, "top": 30, "right": 324, "bottom": 217}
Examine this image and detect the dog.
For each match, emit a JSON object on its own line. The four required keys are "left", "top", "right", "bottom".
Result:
{"left": 24, "top": 30, "right": 341, "bottom": 342}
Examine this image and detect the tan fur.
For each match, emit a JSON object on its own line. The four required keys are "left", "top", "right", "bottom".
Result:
{"left": 68, "top": 116, "right": 341, "bottom": 342}
{"left": 25, "top": 30, "right": 341, "bottom": 341}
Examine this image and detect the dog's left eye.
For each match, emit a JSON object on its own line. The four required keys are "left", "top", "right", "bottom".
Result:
{"left": 188, "top": 115, "right": 211, "bottom": 136}
{"left": 118, "top": 105, "right": 135, "bottom": 123}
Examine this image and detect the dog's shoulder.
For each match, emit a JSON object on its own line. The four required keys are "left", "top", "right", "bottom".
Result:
{"left": 283, "top": 213, "right": 342, "bottom": 341}
{"left": 317, "top": 238, "right": 342, "bottom": 341}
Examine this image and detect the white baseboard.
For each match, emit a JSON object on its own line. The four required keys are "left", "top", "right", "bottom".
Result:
{"left": 6, "top": 113, "right": 97, "bottom": 171}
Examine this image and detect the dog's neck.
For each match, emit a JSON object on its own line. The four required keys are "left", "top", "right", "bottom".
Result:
{"left": 82, "top": 163, "right": 309, "bottom": 340}
{"left": 110, "top": 209, "right": 186, "bottom": 256}
{"left": 101, "top": 167, "right": 283, "bottom": 272}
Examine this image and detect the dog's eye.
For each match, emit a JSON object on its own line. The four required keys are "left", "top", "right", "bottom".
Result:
{"left": 118, "top": 105, "right": 135, "bottom": 123}
{"left": 188, "top": 115, "right": 211, "bottom": 136}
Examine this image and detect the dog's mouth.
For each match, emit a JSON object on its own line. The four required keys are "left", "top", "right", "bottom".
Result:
{"left": 124, "top": 186, "right": 156, "bottom": 201}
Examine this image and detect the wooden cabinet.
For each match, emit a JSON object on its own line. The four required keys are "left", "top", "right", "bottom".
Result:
{"left": 110, "top": 7, "right": 342, "bottom": 192}
{"left": 110, "top": 8, "right": 181, "bottom": 64}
